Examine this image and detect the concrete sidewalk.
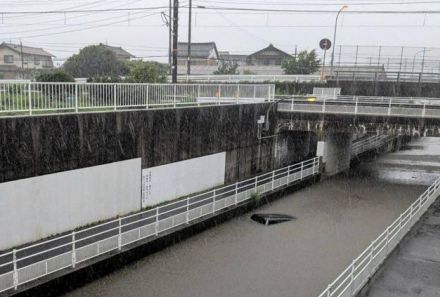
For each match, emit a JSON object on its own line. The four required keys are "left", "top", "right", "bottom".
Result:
{"left": 362, "top": 198, "right": 440, "bottom": 297}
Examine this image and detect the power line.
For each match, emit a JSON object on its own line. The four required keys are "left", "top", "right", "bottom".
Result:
{"left": 196, "top": 0, "right": 440, "bottom": 6}
{"left": 194, "top": 5, "right": 440, "bottom": 14}
{"left": 0, "top": 6, "right": 170, "bottom": 15}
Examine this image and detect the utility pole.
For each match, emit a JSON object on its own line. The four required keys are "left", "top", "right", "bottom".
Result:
{"left": 187, "top": 0, "right": 192, "bottom": 76}
{"left": 20, "top": 40, "right": 24, "bottom": 79}
{"left": 168, "top": 0, "right": 172, "bottom": 75}
{"left": 172, "top": 0, "right": 179, "bottom": 83}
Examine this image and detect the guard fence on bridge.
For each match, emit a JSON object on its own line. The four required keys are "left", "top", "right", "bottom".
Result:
{"left": 330, "top": 70, "right": 440, "bottom": 83}
{"left": 277, "top": 95, "right": 440, "bottom": 119}
{"left": 317, "top": 177, "right": 440, "bottom": 297}
{"left": 169, "top": 74, "right": 321, "bottom": 83}
{"left": 0, "top": 82, "right": 275, "bottom": 116}
{"left": 0, "top": 158, "right": 319, "bottom": 294}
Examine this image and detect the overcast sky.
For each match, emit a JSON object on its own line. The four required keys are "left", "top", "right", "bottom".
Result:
{"left": 1, "top": 0, "right": 440, "bottom": 65}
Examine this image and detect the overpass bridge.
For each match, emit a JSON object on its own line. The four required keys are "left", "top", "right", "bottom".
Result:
{"left": 277, "top": 95, "right": 440, "bottom": 120}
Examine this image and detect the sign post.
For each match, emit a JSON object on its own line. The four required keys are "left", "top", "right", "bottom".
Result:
{"left": 320, "top": 38, "right": 332, "bottom": 81}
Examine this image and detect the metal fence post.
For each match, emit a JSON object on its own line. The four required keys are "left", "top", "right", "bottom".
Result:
{"left": 272, "top": 171, "right": 275, "bottom": 190}
{"left": 322, "top": 96, "right": 326, "bottom": 113}
{"left": 146, "top": 84, "right": 149, "bottom": 109}
{"left": 355, "top": 96, "right": 358, "bottom": 114}
{"left": 28, "top": 83, "right": 32, "bottom": 115}
{"left": 173, "top": 84, "right": 177, "bottom": 108}
{"left": 186, "top": 197, "right": 190, "bottom": 224}
{"left": 72, "top": 231, "right": 76, "bottom": 268}
{"left": 422, "top": 103, "right": 426, "bottom": 118}
{"left": 236, "top": 85, "right": 240, "bottom": 104}
{"left": 253, "top": 84, "right": 256, "bottom": 102}
{"left": 350, "top": 262, "right": 355, "bottom": 293}
{"left": 75, "top": 84, "right": 78, "bottom": 113}
{"left": 301, "top": 162, "right": 304, "bottom": 179}
{"left": 118, "top": 217, "right": 122, "bottom": 250}
{"left": 212, "top": 190, "right": 216, "bottom": 214}
{"left": 155, "top": 208, "right": 159, "bottom": 236}
{"left": 388, "top": 98, "right": 392, "bottom": 116}
{"left": 254, "top": 176, "right": 258, "bottom": 193}
{"left": 217, "top": 85, "right": 221, "bottom": 105}
{"left": 235, "top": 183, "right": 238, "bottom": 205}
{"left": 291, "top": 97, "right": 294, "bottom": 111}
{"left": 327, "top": 285, "right": 332, "bottom": 297}
{"left": 13, "top": 249, "right": 18, "bottom": 289}
{"left": 113, "top": 84, "right": 117, "bottom": 111}
{"left": 287, "top": 165, "right": 291, "bottom": 183}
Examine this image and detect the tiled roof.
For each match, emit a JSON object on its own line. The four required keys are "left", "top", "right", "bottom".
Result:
{"left": 178, "top": 42, "right": 218, "bottom": 59}
{"left": 101, "top": 44, "right": 135, "bottom": 58}
{"left": 1, "top": 43, "right": 54, "bottom": 57}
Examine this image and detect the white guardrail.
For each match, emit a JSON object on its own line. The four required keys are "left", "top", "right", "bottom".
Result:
{"left": 351, "top": 134, "right": 394, "bottom": 157}
{"left": 317, "top": 177, "right": 440, "bottom": 297}
{"left": 171, "top": 74, "right": 322, "bottom": 83}
{"left": 0, "top": 157, "right": 320, "bottom": 294}
{"left": 277, "top": 95, "right": 440, "bottom": 119}
{"left": 0, "top": 82, "right": 276, "bottom": 116}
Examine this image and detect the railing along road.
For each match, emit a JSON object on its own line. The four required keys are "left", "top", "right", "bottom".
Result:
{"left": 278, "top": 95, "right": 440, "bottom": 119}
{"left": 0, "top": 82, "right": 275, "bottom": 116}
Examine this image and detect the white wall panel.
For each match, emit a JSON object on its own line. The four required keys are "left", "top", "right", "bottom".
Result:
{"left": 142, "top": 153, "right": 226, "bottom": 207}
{"left": 0, "top": 159, "right": 141, "bottom": 250}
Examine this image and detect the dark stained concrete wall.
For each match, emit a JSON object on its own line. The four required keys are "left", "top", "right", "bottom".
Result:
{"left": 0, "top": 104, "right": 317, "bottom": 184}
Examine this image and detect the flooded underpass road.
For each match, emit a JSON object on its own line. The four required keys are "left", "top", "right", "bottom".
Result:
{"left": 63, "top": 138, "right": 440, "bottom": 297}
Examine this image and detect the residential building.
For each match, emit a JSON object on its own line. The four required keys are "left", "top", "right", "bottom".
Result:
{"left": 219, "top": 51, "right": 247, "bottom": 66}
{"left": 177, "top": 42, "right": 219, "bottom": 66}
{"left": 0, "top": 42, "right": 54, "bottom": 79}
{"left": 100, "top": 44, "right": 135, "bottom": 60}
{"left": 246, "top": 44, "right": 292, "bottom": 66}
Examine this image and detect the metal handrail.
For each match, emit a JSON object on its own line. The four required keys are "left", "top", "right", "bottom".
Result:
{"left": 317, "top": 177, "right": 440, "bottom": 297}
{"left": 0, "top": 82, "right": 276, "bottom": 117}
{"left": 278, "top": 95, "right": 440, "bottom": 119}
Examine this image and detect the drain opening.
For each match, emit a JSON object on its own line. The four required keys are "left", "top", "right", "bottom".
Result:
{"left": 251, "top": 214, "right": 296, "bottom": 225}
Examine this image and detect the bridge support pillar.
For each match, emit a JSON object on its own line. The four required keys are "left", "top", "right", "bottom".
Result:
{"left": 317, "top": 132, "right": 353, "bottom": 177}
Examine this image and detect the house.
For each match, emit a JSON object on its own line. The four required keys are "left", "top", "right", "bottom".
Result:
{"left": 246, "top": 44, "right": 292, "bottom": 66}
{"left": 100, "top": 44, "right": 135, "bottom": 60}
{"left": 0, "top": 42, "right": 54, "bottom": 78}
{"left": 177, "top": 42, "right": 219, "bottom": 66}
{"left": 219, "top": 51, "right": 247, "bottom": 66}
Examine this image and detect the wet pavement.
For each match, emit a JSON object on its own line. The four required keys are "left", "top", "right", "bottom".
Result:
{"left": 62, "top": 138, "right": 440, "bottom": 297}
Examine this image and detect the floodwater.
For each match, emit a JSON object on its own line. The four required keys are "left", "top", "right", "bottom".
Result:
{"left": 63, "top": 138, "right": 440, "bottom": 297}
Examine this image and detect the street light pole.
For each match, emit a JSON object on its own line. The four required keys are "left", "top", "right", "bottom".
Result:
{"left": 172, "top": 0, "right": 179, "bottom": 83}
{"left": 330, "top": 5, "right": 348, "bottom": 75}
{"left": 187, "top": 0, "right": 192, "bottom": 76}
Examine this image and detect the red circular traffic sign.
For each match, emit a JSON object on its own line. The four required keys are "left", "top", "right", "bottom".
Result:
{"left": 320, "top": 39, "right": 332, "bottom": 50}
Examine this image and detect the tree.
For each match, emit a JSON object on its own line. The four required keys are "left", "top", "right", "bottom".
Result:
{"left": 213, "top": 62, "right": 238, "bottom": 75}
{"left": 125, "top": 61, "right": 167, "bottom": 83}
{"left": 282, "top": 50, "right": 321, "bottom": 75}
{"left": 35, "top": 69, "right": 75, "bottom": 82}
{"left": 63, "top": 45, "right": 129, "bottom": 78}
